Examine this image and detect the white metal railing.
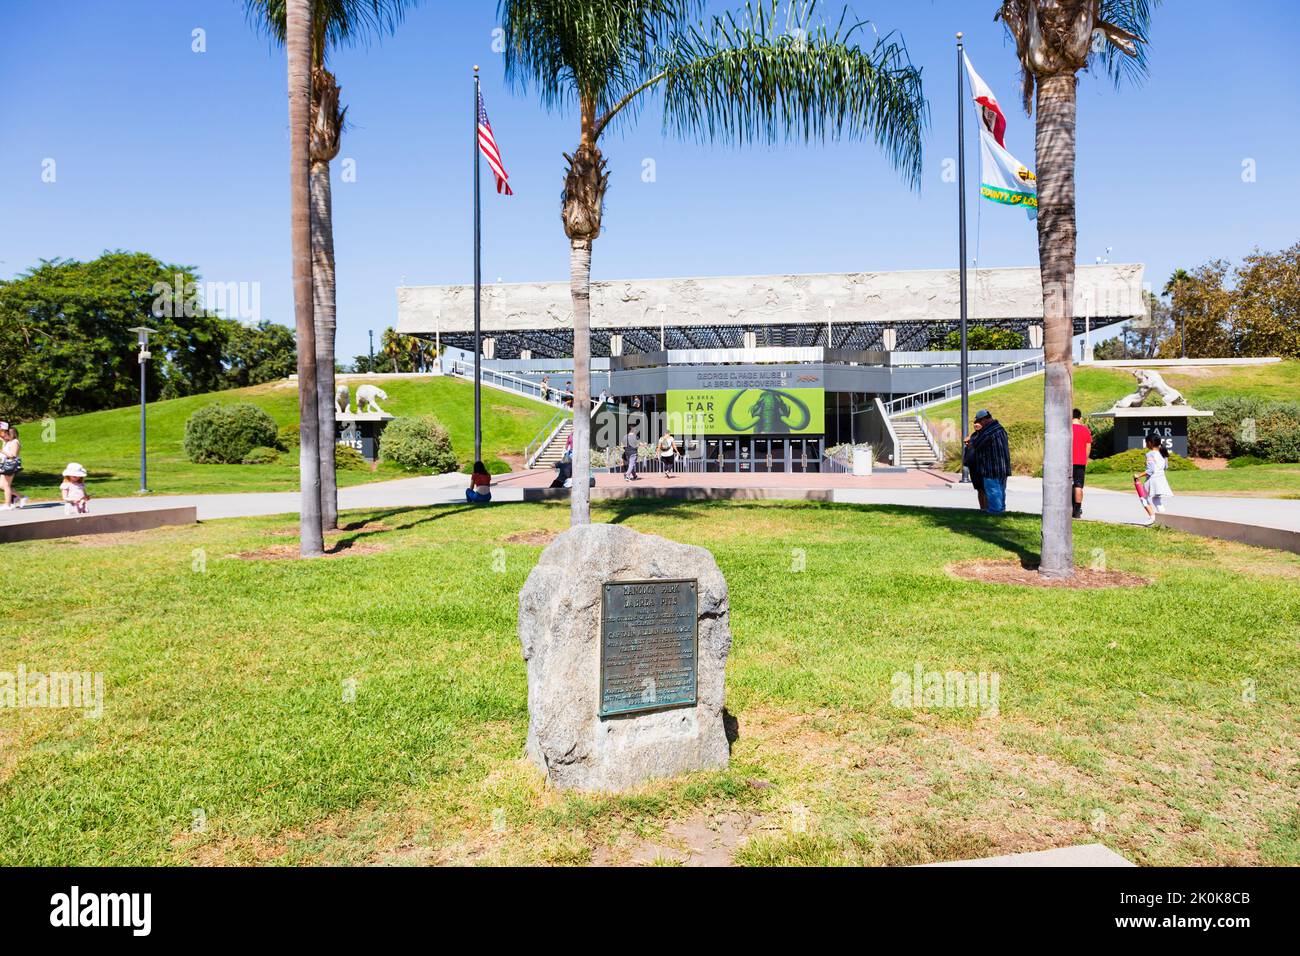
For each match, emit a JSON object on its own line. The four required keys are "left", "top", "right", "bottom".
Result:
{"left": 915, "top": 414, "right": 944, "bottom": 463}
{"left": 446, "top": 360, "right": 572, "bottom": 405}
{"left": 876, "top": 397, "right": 900, "bottom": 466}
{"left": 883, "top": 355, "right": 1046, "bottom": 418}
{"left": 524, "top": 411, "right": 570, "bottom": 468}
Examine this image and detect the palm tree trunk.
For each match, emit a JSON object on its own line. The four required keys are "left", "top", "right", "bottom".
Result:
{"left": 287, "top": 0, "right": 324, "bottom": 558}
{"left": 569, "top": 237, "right": 592, "bottom": 526}
{"left": 1035, "top": 73, "right": 1077, "bottom": 578}
{"left": 311, "top": 159, "right": 338, "bottom": 530}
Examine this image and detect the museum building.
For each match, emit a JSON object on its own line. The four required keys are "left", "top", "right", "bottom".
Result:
{"left": 396, "top": 264, "right": 1146, "bottom": 472}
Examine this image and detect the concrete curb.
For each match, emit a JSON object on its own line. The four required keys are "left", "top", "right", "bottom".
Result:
{"left": 0, "top": 506, "right": 198, "bottom": 543}
{"left": 1156, "top": 512, "right": 1300, "bottom": 555}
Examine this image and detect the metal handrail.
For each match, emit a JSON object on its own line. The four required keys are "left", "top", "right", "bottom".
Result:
{"left": 876, "top": 397, "right": 900, "bottom": 466}
{"left": 524, "top": 410, "right": 569, "bottom": 468}
{"left": 883, "top": 355, "right": 1046, "bottom": 418}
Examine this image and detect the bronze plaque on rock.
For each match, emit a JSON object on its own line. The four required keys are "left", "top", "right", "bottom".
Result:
{"left": 599, "top": 578, "right": 699, "bottom": 717}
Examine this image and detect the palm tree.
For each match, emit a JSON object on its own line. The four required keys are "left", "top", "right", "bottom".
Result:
{"left": 499, "top": 0, "right": 927, "bottom": 526}
{"left": 246, "top": 0, "right": 418, "bottom": 530}
{"left": 997, "top": 0, "right": 1154, "bottom": 578}
{"left": 286, "top": 0, "right": 324, "bottom": 557}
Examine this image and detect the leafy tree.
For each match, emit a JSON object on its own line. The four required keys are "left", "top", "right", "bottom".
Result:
{"left": 1233, "top": 242, "right": 1300, "bottom": 359}
{"left": 223, "top": 319, "right": 299, "bottom": 387}
{"left": 0, "top": 252, "right": 228, "bottom": 421}
{"left": 1159, "top": 260, "right": 1233, "bottom": 359}
{"left": 932, "top": 326, "right": 1024, "bottom": 350}
{"left": 499, "top": 0, "right": 927, "bottom": 525}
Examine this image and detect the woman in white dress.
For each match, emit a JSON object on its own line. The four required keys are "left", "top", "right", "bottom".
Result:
{"left": 1137, "top": 435, "right": 1174, "bottom": 525}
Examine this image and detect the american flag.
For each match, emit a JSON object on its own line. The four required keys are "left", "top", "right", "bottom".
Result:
{"left": 477, "top": 90, "right": 513, "bottom": 196}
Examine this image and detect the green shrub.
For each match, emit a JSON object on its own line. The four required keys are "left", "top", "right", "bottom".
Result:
{"left": 1086, "top": 418, "right": 1114, "bottom": 458}
{"left": 1088, "top": 448, "right": 1196, "bottom": 474}
{"left": 241, "top": 446, "right": 280, "bottom": 465}
{"left": 183, "top": 403, "right": 279, "bottom": 464}
{"left": 380, "top": 415, "right": 458, "bottom": 473}
{"left": 335, "top": 444, "right": 370, "bottom": 472}
{"left": 1256, "top": 425, "right": 1300, "bottom": 463}
{"left": 276, "top": 424, "right": 300, "bottom": 451}
{"left": 1191, "top": 396, "right": 1300, "bottom": 461}
{"left": 1227, "top": 455, "right": 1266, "bottom": 468}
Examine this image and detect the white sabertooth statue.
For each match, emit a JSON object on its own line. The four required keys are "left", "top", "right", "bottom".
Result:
{"left": 1112, "top": 369, "right": 1187, "bottom": 409}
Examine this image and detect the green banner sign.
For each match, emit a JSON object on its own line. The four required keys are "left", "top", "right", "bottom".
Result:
{"left": 666, "top": 388, "right": 824, "bottom": 435}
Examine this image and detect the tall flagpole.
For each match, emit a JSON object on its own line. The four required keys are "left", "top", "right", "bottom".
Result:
{"left": 472, "top": 65, "right": 483, "bottom": 465}
{"left": 956, "top": 32, "right": 970, "bottom": 483}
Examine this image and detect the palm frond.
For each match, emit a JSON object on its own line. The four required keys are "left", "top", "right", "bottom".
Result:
{"left": 1095, "top": 0, "right": 1157, "bottom": 88}
{"left": 653, "top": 1, "right": 926, "bottom": 188}
{"left": 497, "top": 0, "right": 708, "bottom": 114}
{"left": 243, "top": 0, "right": 420, "bottom": 60}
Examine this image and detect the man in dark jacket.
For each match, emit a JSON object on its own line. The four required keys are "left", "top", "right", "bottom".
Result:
{"left": 967, "top": 409, "right": 1011, "bottom": 514}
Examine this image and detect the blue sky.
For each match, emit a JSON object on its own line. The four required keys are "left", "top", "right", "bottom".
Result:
{"left": 2, "top": 0, "right": 1298, "bottom": 361}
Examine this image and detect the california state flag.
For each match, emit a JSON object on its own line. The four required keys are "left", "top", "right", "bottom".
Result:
{"left": 963, "top": 51, "right": 1007, "bottom": 148}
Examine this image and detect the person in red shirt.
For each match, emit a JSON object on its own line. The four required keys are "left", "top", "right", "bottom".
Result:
{"left": 1071, "top": 408, "right": 1092, "bottom": 519}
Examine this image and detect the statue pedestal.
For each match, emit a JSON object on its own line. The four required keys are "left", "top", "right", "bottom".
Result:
{"left": 1090, "top": 406, "right": 1212, "bottom": 458}
{"left": 336, "top": 412, "right": 394, "bottom": 462}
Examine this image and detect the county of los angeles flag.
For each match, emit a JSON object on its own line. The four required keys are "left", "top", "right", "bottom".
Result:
{"left": 963, "top": 51, "right": 1007, "bottom": 147}
{"left": 978, "top": 127, "right": 1037, "bottom": 219}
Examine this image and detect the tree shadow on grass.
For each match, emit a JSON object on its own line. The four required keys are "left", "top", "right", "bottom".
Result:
{"left": 331, "top": 504, "right": 481, "bottom": 548}
{"left": 831, "top": 502, "right": 1045, "bottom": 569}
{"left": 599, "top": 497, "right": 706, "bottom": 525}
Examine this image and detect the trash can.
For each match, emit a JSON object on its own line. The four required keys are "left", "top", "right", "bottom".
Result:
{"left": 853, "top": 445, "right": 874, "bottom": 477}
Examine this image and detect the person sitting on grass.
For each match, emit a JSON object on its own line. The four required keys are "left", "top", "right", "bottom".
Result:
{"left": 60, "top": 463, "right": 91, "bottom": 514}
{"left": 465, "top": 461, "right": 492, "bottom": 503}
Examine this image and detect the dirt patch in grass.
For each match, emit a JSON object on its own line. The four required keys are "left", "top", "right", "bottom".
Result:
{"left": 947, "top": 559, "right": 1150, "bottom": 589}
{"left": 502, "top": 529, "right": 559, "bottom": 547}
{"left": 230, "top": 542, "right": 389, "bottom": 560}
{"left": 1192, "top": 457, "right": 1229, "bottom": 470}
{"left": 591, "top": 810, "right": 763, "bottom": 866}
{"left": 268, "top": 522, "right": 393, "bottom": 537}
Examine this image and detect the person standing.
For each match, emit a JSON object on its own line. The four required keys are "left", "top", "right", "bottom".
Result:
{"left": 967, "top": 410, "right": 1010, "bottom": 514}
{"left": 1071, "top": 409, "right": 1092, "bottom": 519}
{"left": 1137, "top": 435, "right": 1174, "bottom": 525}
{"left": 540, "top": 374, "right": 551, "bottom": 404}
{"left": 0, "top": 424, "right": 25, "bottom": 509}
{"left": 962, "top": 420, "right": 986, "bottom": 511}
{"left": 657, "top": 430, "right": 679, "bottom": 478}
{"left": 623, "top": 426, "right": 640, "bottom": 481}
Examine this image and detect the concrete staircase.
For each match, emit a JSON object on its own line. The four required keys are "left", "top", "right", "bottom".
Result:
{"left": 892, "top": 417, "right": 940, "bottom": 469}
{"left": 530, "top": 419, "right": 573, "bottom": 468}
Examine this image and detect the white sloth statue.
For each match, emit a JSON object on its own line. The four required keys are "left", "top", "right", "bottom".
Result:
{"left": 355, "top": 384, "right": 389, "bottom": 414}
{"left": 1113, "top": 369, "right": 1187, "bottom": 409}
{"left": 335, "top": 384, "right": 350, "bottom": 414}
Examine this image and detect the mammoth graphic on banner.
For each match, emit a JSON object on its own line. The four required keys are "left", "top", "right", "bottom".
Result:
{"left": 666, "top": 367, "right": 824, "bottom": 435}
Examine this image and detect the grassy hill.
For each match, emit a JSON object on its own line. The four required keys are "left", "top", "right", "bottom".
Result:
{"left": 924, "top": 361, "right": 1300, "bottom": 428}
{"left": 16, "top": 376, "right": 555, "bottom": 500}
{"left": 921, "top": 360, "right": 1300, "bottom": 497}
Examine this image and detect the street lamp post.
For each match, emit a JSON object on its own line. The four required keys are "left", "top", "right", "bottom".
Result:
{"left": 128, "top": 326, "right": 156, "bottom": 494}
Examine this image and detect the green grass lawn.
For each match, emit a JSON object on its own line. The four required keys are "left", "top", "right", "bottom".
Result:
{"left": 16, "top": 376, "right": 555, "bottom": 500}
{"left": 2, "top": 500, "right": 1296, "bottom": 866}
{"left": 1088, "top": 463, "right": 1300, "bottom": 498}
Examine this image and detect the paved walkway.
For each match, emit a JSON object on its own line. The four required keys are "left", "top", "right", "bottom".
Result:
{"left": 2, "top": 470, "right": 1298, "bottom": 534}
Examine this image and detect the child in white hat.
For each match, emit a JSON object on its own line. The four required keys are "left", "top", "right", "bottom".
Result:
{"left": 60, "top": 463, "right": 90, "bottom": 514}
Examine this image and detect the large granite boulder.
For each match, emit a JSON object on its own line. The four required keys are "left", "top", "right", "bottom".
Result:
{"left": 518, "top": 523, "right": 732, "bottom": 791}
